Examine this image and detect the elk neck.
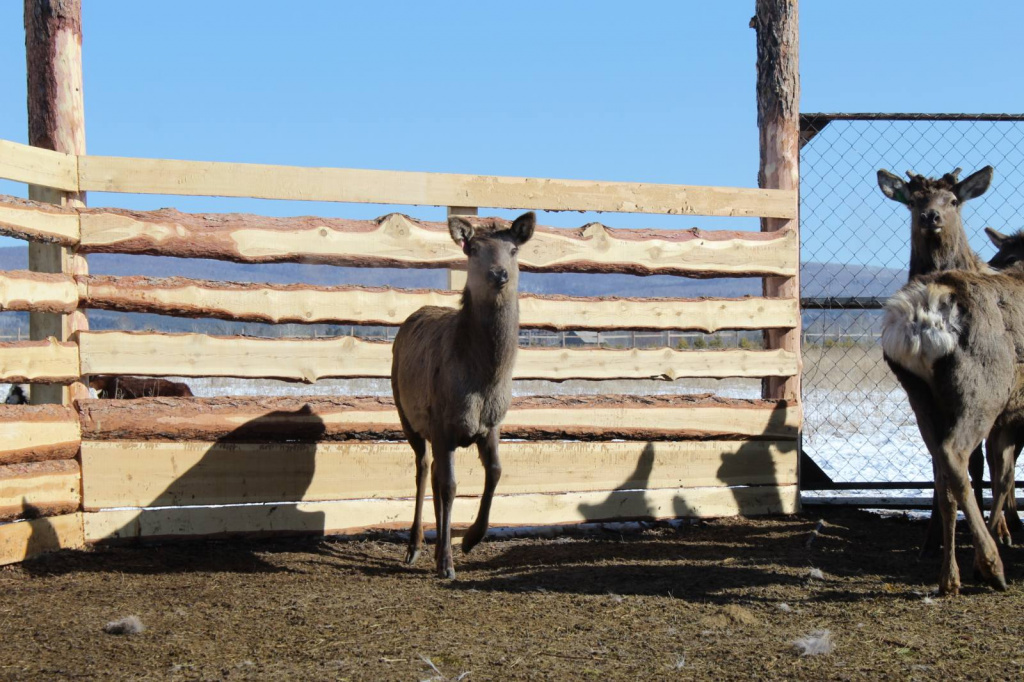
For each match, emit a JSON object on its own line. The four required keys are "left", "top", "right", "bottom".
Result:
{"left": 457, "top": 286, "right": 520, "bottom": 375}
{"left": 909, "top": 224, "right": 986, "bottom": 279}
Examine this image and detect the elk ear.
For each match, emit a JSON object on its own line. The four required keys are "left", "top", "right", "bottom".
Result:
{"left": 877, "top": 169, "right": 910, "bottom": 205}
{"left": 985, "top": 226, "right": 1010, "bottom": 249}
{"left": 448, "top": 216, "right": 475, "bottom": 250}
{"left": 508, "top": 211, "right": 536, "bottom": 245}
{"left": 954, "top": 166, "right": 994, "bottom": 203}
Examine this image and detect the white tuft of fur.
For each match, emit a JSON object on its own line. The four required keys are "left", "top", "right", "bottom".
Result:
{"left": 881, "top": 281, "right": 960, "bottom": 382}
{"left": 807, "top": 568, "right": 825, "bottom": 581}
{"left": 793, "top": 629, "right": 834, "bottom": 656}
{"left": 777, "top": 602, "right": 792, "bottom": 612}
{"left": 104, "top": 615, "right": 145, "bottom": 635}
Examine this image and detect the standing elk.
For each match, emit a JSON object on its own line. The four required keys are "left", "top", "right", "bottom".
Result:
{"left": 877, "top": 167, "right": 993, "bottom": 554}
{"left": 879, "top": 166, "right": 1024, "bottom": 594}
{"left": 391, "top": 211, "right": 535, "bottom": 578}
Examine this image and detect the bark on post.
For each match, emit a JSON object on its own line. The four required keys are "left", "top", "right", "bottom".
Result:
{"left": 24, "top": 0, "right": 89, "bottom": 404}
{"left": 753, "top": 0, "right": 800, "bottom": 402}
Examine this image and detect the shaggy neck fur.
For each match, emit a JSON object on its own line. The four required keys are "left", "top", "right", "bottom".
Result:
{"left": 910, "top": 226, "right": 986, "bottom": 279}
{"left": 458, "top": 287, "right": 519, "bottom": 379}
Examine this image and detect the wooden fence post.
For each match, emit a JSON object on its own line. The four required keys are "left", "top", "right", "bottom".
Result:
{"left": 446, "top": 206, "right": 477, "bottom": 291}
{"left": 24, "top": 0, "right": 89, "bottom": 405}
{"left": 753, "top": 0, "right": 800, "bottom": 402}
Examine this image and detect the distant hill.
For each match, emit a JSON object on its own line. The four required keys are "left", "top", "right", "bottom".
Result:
{"left": 0, "top": 246, "right": 908, "bottom": 337}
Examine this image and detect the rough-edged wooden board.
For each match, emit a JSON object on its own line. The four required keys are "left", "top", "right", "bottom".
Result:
{"left": 77, "top": 154, "right": 797, "bottom": 219}
{"left": 77, "top": 210, "right": 798, "bottom": 277}
{"left": 0, "top": 460, "right": 81, "bottom": 521}
{"left": 83, "top": 484, "right": 799, "bottom": 542}
{"left": 76, "top": 395, "right": 801, "bottom": 442}
{"left": 0, "top": 339, "right": 79, "bottom": 383}
{"left": 0, "top": 512, "right": 84, "bottom": 565}
{"left": 77, "top": 331, "right": 798, "bottom": 382}
{"left": 77, "top": 274, "right": 798, "bottom": 332}
{"left": 0, "top": 140, "right": 78, "bottom": 192}
{"left": 0, "top": 270, "right": 78, "bottom": 313}
{"left": 0, "top": 194, "right": 80, "bottom": 244}
{"left": 0, "top": 404, "right": 81, "bottom": 464}
{"left": 80, "top": 439, "right": 798, "bottom": 509}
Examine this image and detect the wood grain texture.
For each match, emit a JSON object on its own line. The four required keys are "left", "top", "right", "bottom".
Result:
{"left": 77, "top": 210, "right": 798, "bottom": 277}
{"left": 83, "top": 485, "right": 799, "bottom": 542}
{"left": 76, "top": 394, "right": 801, "bottom": 442}
{"left": 0, "top": 339, "right": 79, "bottom": 383}
{"left": 755, "top": 0, "right": 801, "bottom": 401}
{"left": 76, "top": 331, "right": 798, "bottom": 382}
{"left": 0, "top": 512, "right": 83, "bottom": 565}
{"left": 0, "top": 270, "right": 78, "bottom": 313}
{"left": 77, "top": 274, "right": 799, "bottom": 332}
{"left": 0, "top": 404, "right": 81, "bottom": 465}
{"left": 0, "top": 194, "right": 79, "bottom": 244}
{"left": 0, "top": 460, "right": 81, "bottom": 521}
{"left": 77, "top": 154, "right": 797, "bottom": 218}
{"left": 80, "top": 439, "right": 797, "bottom": 510}
{"left": 0, "top": 140, "right": 78, "bottom": 192}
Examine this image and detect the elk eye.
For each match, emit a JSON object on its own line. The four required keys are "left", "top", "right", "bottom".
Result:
{"left": 951, "top": 198, "right": 959, "bottom": 207}
{"left": 511, "top": 246, "right": 519, "bottom": 256}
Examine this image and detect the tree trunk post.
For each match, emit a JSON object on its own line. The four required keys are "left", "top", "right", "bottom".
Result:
{"left": 753, "top": 0, "right": 800, "bottom": 402}
{"left": 25, "top": 0, "right": 89, "bottom": 405}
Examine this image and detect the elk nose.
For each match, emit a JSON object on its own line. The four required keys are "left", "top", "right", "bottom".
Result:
{"left": 920, "top": 209, "right": 941, "bottom": 226}
{"left": 487, "top": 268, "right": 509, "bottom": 287}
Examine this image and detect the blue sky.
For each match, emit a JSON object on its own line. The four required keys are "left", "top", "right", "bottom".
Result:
{"left": 1, "top": 2, "right": 1023, "bottom": 262}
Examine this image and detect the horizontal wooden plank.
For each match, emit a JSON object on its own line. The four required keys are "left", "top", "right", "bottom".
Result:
{"left": 0, "top": 404, "right": 81, "bottom": 465}
{"left": 77, "top": 210, "right": 798, "bottom": 277}
{"left": 77, "top": 395, "right": 801, "bottom": 442}
{"left": 0, "top": 194, "right": 79, "bottom": 245}
{"left": 77, "top": 331, "right": 798, "bottom": 382}
{"left": 0, "top": 512, "right": 84, "bottom": 566}
{"left": 83, "top": 485, "right": 799, "bottom": 542}
{"left": 0, "top": 270, "right": 78, "bottom": 314}
{"left": 0, "top": 339, "right": 80, "bottom": 383}
{"left": 0, "top": 460, "right": 81, "bottom": 521}
{"left": 78, "top": 274, "right": 799, "bottom": 331}
{"left": 80, "top": 439, "right": 798, "bottom": 509}
{"left": 77, "top": 153, "right": 797, "bottom": 219}
{"left": 0, "top": 140, "right": 79, "bottom": 192}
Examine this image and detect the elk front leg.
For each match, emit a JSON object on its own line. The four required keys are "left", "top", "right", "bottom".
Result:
{"left": 463, "top": 428, "right": 502, "bottom": 554}
{"left": 432, "top": 440, "right": 457, "bottom": 579}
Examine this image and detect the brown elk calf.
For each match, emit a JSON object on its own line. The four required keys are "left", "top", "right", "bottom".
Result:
{"left": 391, "top": 211, "right": 535, "bottom": 579}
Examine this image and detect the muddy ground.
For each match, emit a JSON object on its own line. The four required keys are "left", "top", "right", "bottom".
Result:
{"left": 2, "top": 508, "right": 1023, "bottom": 681}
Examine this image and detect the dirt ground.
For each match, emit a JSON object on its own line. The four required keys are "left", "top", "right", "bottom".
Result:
{"left": 2, "top": 508, "right": 1023, "bottom": 681}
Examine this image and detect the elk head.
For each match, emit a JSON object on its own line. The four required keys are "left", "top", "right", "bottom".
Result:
{"left": 448, "top": 212, "right": 536, "bottom": 299}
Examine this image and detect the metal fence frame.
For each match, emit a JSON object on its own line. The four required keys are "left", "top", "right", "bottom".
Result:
{"left": 798, "top": 113, "right": 1024, "bottom": 507}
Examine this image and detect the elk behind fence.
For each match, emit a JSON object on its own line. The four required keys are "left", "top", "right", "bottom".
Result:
{"left": 800, "top": 113, "right": 1024, "bottom": 502}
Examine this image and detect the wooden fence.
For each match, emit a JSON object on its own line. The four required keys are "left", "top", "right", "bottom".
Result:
{"left": 0, "top": 138, "right": 800, "bottom": 564}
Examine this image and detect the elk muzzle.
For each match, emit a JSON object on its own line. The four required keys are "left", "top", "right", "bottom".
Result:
{"left": 487, "top": 268, "right": 509, "bottom": 288}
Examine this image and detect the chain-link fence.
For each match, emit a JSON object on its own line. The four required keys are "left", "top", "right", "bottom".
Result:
{"left": 799, "top": 113, "right": 1024, "bottom": 503}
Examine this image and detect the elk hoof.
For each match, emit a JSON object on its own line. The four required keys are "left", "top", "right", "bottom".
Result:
{"left": 404, "top": 548, "right": 421, "bottom": 565}
{"left": 988, "top": 572, "right": 1008, "bottom": 592}
{"left": 462, "top": 532, "right": 483, "bottom": 555}
{"left": 437, "top": 566, "right": 456, "bottom": 580}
